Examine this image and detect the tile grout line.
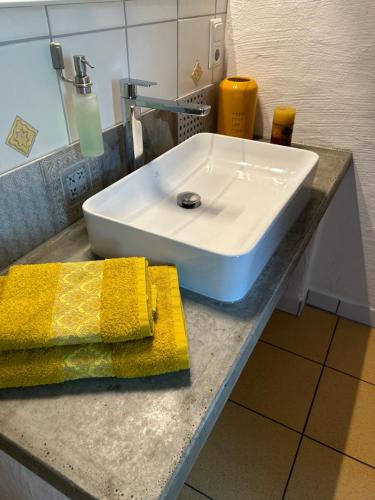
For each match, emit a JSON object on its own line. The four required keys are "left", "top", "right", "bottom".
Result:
{"left": 0, "top": 35, "right": 50, "bottom": 47}
{"left": 228, "top": 399, "right": 301, "bottom": 434}
{"left": 304, "top": 435, "right": 375, "bottom": 471}
{"left": 258, "top": 338, "right": 323, "bottom": 366}
{"left": 177, "top": 0, "right": 180, "bottom": 98}
{"left": 261, "top": 319, "right": 375, "bottom": 386}
{"left": 44, "top": 6, "right": 72, "bottom": 145}
{"left": 324, "top": 364, "right": 375, "bottom": 387}
{"left": 127, "top": 18, "right": 177, "bottom": 29}
{"left": 281, "top": 315, "right": 340, "bottom": 499}
{"left": 122, "top": 0, "right": 131, "bottom": 79}
{"left": 55, "top": 25, "right": 125, "bottom": 39}
{"left": 184, "top": 482, "right": 215, "bottom": 499}
{"left": 229, "top": 398, "right": 375, "bottom": 472}
{"left": 335, "top": 299, "right": 341, "bottom": 315}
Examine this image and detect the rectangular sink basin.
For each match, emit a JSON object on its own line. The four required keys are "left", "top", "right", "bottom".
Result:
{"left": 83, "top": 133, "right": 318, "bottom": 302}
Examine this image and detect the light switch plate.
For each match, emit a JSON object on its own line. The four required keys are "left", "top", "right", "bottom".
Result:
{"left": 209, "top": 18, "right": 224, "bottom": 69}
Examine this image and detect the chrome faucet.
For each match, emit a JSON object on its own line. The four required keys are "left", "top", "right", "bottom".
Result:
{"left": 120, "top": 78, "right": 211, "bottom": 170}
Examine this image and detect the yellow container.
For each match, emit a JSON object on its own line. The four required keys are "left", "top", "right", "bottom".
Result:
{"left": 217, "top": 76, "right": 258, "bottom": 139}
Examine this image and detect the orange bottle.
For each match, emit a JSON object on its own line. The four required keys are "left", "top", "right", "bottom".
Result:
{"left": 217, "top": 76, "right": 258, "bottom": 139}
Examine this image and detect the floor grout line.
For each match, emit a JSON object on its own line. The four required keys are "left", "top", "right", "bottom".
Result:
{"left": 281, "top": 315, "right": 340, "bottom": 499}
{"left": 184, "top": 482, "right": 215, "bottom": 499}
{"left": 258, "top": 338, "right": 323, "bottom": 366}
{"left": 228, "top": 397, "right": 375, "bottom": 473}
{"left": 191, "top": 308, "right": 374, "bottom": 498}
{"left": 335, "top": 299, "right": 341, "bottom": 315}
{"left": 303, "top": 435, "right": 375, "bottom": 471}
{"left": 228, "top": 399, "right": 301, "bottom": 435}
{"left": 324, "top": 364, "right": 375, "bottom": 387}
{"left": 259, "top": 337, "right": 375, "bottom": 386}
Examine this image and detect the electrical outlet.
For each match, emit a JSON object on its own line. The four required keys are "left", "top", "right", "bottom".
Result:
{"left": 61, "top": 161, "right": 91, "bottom": 205}
{"left": 209, "top": 18, "right": 224, "bottom": 69}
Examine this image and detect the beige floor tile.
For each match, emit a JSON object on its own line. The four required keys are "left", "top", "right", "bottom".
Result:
{"left": 262, "top": 306, "right": 337, "bottom": 363}
{"left": 306, "top": 367, "right": 375, "bottom": 467}
{"left": 231, "top": 342, "right": 321, "bottom": 431}
{"left": 285, "top": 437, "right": 375, "bottom": 500}
{"left": 187, "top": 401, "right": 300, "bottom": 500}
{"left": 178, "top": 485, "right": 210, "bottom": 500}
{"left": 327, "top": 318, "right": 375, "bottom": 384}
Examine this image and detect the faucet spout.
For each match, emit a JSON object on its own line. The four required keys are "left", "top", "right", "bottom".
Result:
{"left": 120, "top": 78, "right": 211, "bottom": 170}
{"left": 133, "top": 95, "right": 211, "bottom": 117}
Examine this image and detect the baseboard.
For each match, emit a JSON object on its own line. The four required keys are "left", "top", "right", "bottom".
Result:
{"left": 306, "top": 289, "right": 339, "bottom": 314}
{"left": 277, "top": 293, "right": 307, "bottom": 316}
{"left": 307, "top": 288, "right": 375, "bottom": 327}
{"left": 337, "top": 300, "right": 375, "bottom": 328}
{"left": 277, "top": 294, "right": 301, "bottom": 315}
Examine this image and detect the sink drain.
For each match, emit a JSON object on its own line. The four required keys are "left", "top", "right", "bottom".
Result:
{"left": 177, "top": 191, "right": 201, "bottom": 209}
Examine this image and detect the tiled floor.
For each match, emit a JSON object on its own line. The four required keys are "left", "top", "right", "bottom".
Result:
{"left": 179, "top": 306, "right": 375, "bottom": 500}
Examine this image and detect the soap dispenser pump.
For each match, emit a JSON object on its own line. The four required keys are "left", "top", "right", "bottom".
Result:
{"left": 50, "top": 42, "right": 104, "bottom": 157}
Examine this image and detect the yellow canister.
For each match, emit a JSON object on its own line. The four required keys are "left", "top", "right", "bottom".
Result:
{"left": 217, "top": 76, "right": 258, "bottom": 139}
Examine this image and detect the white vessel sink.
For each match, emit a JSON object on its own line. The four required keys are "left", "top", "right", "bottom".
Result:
{"left": 83, "top": 133, "right": 318, "bottom": 302}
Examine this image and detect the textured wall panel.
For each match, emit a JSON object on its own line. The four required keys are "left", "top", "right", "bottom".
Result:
{"left": 226, "top": 0, "right": 375, "bottom": 309}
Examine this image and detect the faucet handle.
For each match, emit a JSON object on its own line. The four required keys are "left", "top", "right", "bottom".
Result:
{"left": 120, "top": 78, "right": 157, "bottom": 99}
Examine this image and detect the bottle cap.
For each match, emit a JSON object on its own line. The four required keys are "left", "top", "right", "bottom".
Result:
{"left": 273, "top": 106, "right": 296, "bottom": 126}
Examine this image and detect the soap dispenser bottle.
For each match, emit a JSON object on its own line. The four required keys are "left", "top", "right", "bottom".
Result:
{"left": 50, "top": 42, "right": 104, "bottom": 157}
{"left": 72, "top": 55, "right": 104, "bottom": 157}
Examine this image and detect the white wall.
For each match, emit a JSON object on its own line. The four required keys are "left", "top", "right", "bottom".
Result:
{"left": 226, "top": 0, "right": 375, "bottom": 321}
{"left": 0, "top": 0, "right": 227, "bottom": 174}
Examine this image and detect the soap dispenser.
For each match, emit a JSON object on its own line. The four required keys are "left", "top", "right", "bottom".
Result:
{"left": 50, "top": 42, "right": 104, "bottom": 157}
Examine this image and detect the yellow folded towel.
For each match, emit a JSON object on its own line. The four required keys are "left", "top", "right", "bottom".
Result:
{"left": 0, "top": 257, "right": 154, "bottom": 351}
{"left": 0, "top": 266, "right": 189, "bottom": 389}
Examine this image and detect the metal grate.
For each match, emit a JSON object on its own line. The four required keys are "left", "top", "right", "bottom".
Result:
{"left": 178, "top": 91, "right": 205, "bottom": 143}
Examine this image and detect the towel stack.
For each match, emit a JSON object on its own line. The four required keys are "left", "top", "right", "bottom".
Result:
{"left": 0, "top": 258, "right": 189, "bottom": 389}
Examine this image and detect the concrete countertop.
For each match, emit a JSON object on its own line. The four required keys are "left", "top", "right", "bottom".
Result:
{"left": 0, "top": 144, "right": 352, "bottom": 500}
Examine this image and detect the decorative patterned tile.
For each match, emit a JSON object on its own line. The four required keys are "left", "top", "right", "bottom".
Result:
{"left": 0, "top": 83, "right": 218, "bottom": 270}
{"left": 0, "top": 161, "right": 55, "bottom": 270}
{"left": 40, "top": 144, "right": 103, "bottom": 232}
{"left": 5, "top": 116, "right": 38, "bottom": 158}
{"left": 101, "top": 125, "right": 129, "bottom": 187}
{"left": 0, "top": 40, "right": 69, "bottom": 174}
{"left": 177, "top": 84, "right": 218, "bottom": 143}
{"left": 62, "top": 161, "right": 92, "bottom": 204}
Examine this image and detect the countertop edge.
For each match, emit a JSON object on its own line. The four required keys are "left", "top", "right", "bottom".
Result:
{"left": 160, "top": 148, "right": 353, "bottom": 499}
{"left": 0, "top": 146, "right": 353, "bottom": 500}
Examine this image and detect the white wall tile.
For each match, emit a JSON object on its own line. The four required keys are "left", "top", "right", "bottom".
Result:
{"left": 128, "top": 21, "right": 177, "bottom": 100}
{"left": 178, "top": 16, "right": 212, "bottom": 96}
{"left": 0, "top": 40, "right": 69, "bottom": 174}
{"left": 0, "top": 7, "right": 49, "bottom": 43}
{"left": 55, "top": 29, "right": 128, "bottom": 140}
{"left": 125, "top": 0, "right": 177, "bottom": 25}
{"left": 216, "top": 0, "right": 228, "bottom": 14}
{"left": 48, "top": 1, "right": 125, "bottom": 36}
{"left": 178, "top": 0, "right": 215, "bottom": 18}
{"left": 213, "top": 14, "right": 226, "bottom": 83}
